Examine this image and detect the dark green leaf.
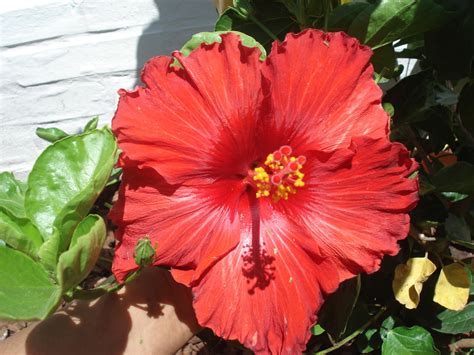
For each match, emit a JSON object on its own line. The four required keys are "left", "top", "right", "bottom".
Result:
{"left": 0, "top": 208, "right": 43, "bottom": 258}
{"left": 57, "top": 215, "right": 107, "bottom": 292}
{"left": 180, "top": 31, "right": 266, "bottom": 59}
{"left": 458, "top": 81, "right": 474, "bottom": 137}
{"left": 431, "top": 302, "right": 474, "bottom": 334}
{"left": 215, "top": 1, "right": 298, "bottom": 51}
{"left": 318, "top": 276, "right": 361, "bottom": 340}
{"left": 328, "top": 3, "right": 371, "bottom": 32}
{"left": 371, "top": 44, "right": 397, "bottom": 78}
{"left": 425, "top": 4, "right": 474, "bottom": 80}
{"left": 83, "top": 116, "right": 99, "bottom": 133}
{"left": 232, "top": 0, "right": 255, "bottom": 20}
{"left": 348, "top": 0, "right": 448, "bottom": 49}
{"left": 35, "top": 127, "right": 69, "bottom": 143}
{"left": 25, "top": 129, "right": 116, "bottom": 267}
{"left": 381, "top": 326, "right": 439, "bottom": 354}
{"left": 445, "top": 213, "right": 471, "bottom": 242}
{"left": 432, "top": 162, "right": 474, "bottom": 194}
{"left": 384, "top": 70, "right": 457, "bottom": 126}
{"left": 0, "top": 246, "right": 61, "bottom": 320}
{"left": 0, "top": 172, "right": 27, "bottom": 218}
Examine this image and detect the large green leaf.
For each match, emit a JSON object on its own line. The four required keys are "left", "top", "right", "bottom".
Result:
{"left": 431, "top": 302, "right": 474, "bottom": 334}
{"left": 432, "top": 162, "right": 474, "bottom": 194}
{"left": 25, "top": 128, "right": 116, "bottom": 265}
{"left": 57, "top": 215, "right": 107, "bottom": 292}
{"left": 0, "top": 172, "right": 27, "bottom": 218}
{"left": 381, "top": 326, "right": 438, "bottom": 354}
{"left": 328, "top": 2, "right": 371, "bottom": 32}
{"left": 348, "top": 0, "right": 448, "bottom": 49}
{"left": 180, "top": 31, "right": 266, "bottom": 59}
{"left": 0, "top": 208, "right": 43, "bottom": 258}
{"left": 0, "top": 246, "right": 61, "bottom": 320}
{"left": 318, "top": 276, "right": 361, "bottom": 340}
{"left": 425, "top": 2, "right": 474, "bottom": 80}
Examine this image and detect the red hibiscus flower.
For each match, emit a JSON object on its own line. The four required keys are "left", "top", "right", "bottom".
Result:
{"left": 110, "top": 30, "right": 418, "bottom": 354}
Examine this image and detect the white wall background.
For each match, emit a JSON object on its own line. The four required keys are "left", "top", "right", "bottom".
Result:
{"left": 0, "top": 0, "right": 216, "bottom": 179}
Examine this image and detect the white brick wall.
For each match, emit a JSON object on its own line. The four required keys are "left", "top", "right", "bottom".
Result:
{"left": 0, "top": 0, "right": 216, "bottom": 178}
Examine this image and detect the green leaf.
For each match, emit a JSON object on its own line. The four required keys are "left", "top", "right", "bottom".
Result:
{"left": 432, "top": 162, "right": 474, "bottom": 194}
{"left": 357, "top": 328, "right": 381, "bottom": 354}
{"left": 445, "top": 213, "right": 471, "bottom": 242}
{"left": 440, "top": 192, "right": 469, "bottom": 203}
{"left": 371, "top": 44, "right": 397, "bottom": 78}
{"left": 215, "top": 1, "right": 298, "bottom": 50}
{"left": 0, "top": 172, "right": 27, "bottom": 218}
{"left": 0, "top": 246, "right": 61, "bottom": 320}
{"left": 431, "top": 302, "right": 474, "bottom": 334}
{"left": 381, "top": 326, "right": 439, "bottom": 354}
{"left": 348, "top": 0, "right": 448, "bottom": 49}
{"left": 25, "top": 128, "right": 116, "bottom": 265}
{"left": 57, "top": 215, "right": 107, "bottom": 292}
{"left": 328, "top": 2, "right": 371, "bottom": 32}
{"left": 232, "top": 0, "right": 255, "bottom": 20}
{"left": 83, "top": 116, "right": 99, "bottom": 133}
{"left": 458, "top": 81, "right": 474, "bottom": 137}
{"left": 384, "top": 70, "right": 457, "bottom": 126}
{"left": 0, "top": 208, "right": 43, "bottom": 258}
{"left": 318, "top": 276, "right": 361, "bottom": 340}
{"left": 35, "top": 127, "right": 69, "bottom": 143}
{"left": 311, "top": 324, "right": 325, "bottom": 336}
{"left": 180, "top": 31, "right": 266, "bottom": 60}
{"left": 425, "top": 3, "right": 474, "bottom": 80}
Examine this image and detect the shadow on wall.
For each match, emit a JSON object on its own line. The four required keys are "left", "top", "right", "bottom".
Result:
{"left": 135, "top": 0, "right": 217, "bottom": 86}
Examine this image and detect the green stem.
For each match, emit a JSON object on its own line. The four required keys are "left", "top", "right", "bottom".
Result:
{"left": 249, "top": 15, "right": 279, "bottom": 41}
{"left": 315, "top": 307, "right": 386, "bottom": 355}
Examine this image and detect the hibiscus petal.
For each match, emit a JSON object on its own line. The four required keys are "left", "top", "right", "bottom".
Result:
{"left": 285, "top": 137, "right": 418, "bottom": 282}
{"left": 113, "top": 33, "right": 265, "bottom": 184}
{"left": 179, "top": 196, "right": 341, "bottom": 354}
{"left": 110, "top": 166, "right": 244, "bottom": 283}
{"left": 262, "top": 30, "right": 388, "bottom": 153}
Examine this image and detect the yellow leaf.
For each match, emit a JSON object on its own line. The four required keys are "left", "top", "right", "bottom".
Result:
{"left": 214, "top": 0, "right": 234, "bottom": 14}
{"left": 392, "top": 257, "right": 437, "bottom": 309}
{"left": 434, "top": 263, "right": 469, "bottom": 311}
{"left": 341, "top": 0, "right": 352, "bottom": 4}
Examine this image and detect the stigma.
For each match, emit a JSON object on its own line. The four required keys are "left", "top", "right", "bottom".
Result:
{"left": 249, "top": 145, "right": 306, "bottom": 202}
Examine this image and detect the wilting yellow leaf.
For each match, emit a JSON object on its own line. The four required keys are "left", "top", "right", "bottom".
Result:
{"left": 392, "top": 257, "right": 437, "bottom": 309}
{"left": 434, "top": 263, "right": 469, "bottom": 311}
{"left": 341, "top": 0, "right": 352, "bottom": 4}
{"left": 214, "top": 0, "right": 234, "bottom": 14}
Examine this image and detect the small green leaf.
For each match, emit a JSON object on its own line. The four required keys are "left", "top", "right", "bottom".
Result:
{"left": 180, "top": 31, "right": 266, "bottom": 60}
{"left": 383, "top": 102, "right": 395, "bottom": 117}
{"left": 25, "top": 128, "right": 116, "bottom": 265}
{"left": 0, "top": 246, "right": 61, "bottom": 320}
{"left": 36, "top": 127, "right": 69, "bottom": 143}
{"left": 57, "top": 215, "right": 107, "bottom": 292}
{"left": 232, "top": 0, "right": 255, "bottom": 20}
{"left": 83, "top": 116, "right": 99, "bottom": 133}
{"left": 0, "top": 172, "right": 27, "bottom": 218}
{"left": 311, "top": 324, "right": 325, "bottom": 336}
{"left": 357, "top": 328, "right": 381, "bottom": 354}
{"left": 440, "top": 192, "right": 469, "bottom": 203}
{"left": 432, "top": 162, "right": 474, "bottom": 194}
{"left": 134, "top": 237, "right": 156, "bottom": 267}
{"left": 431, "top": 302, "right": 474, "bottom": 334}
{"left": 0, "top": 208, "right": 43, "bottom": 258}
{"left": 382, "top": 326, "right": 439, "bottom": 354}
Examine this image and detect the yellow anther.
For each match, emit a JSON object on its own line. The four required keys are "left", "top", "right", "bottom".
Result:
{"left": 251, "top": 147, "right": 306, "bottom": 202}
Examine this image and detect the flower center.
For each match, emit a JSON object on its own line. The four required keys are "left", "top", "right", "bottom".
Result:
{"left": 249, "top": 145, "right": 306, "bottom": 202}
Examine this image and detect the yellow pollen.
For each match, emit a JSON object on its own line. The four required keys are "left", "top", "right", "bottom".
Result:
{"left": 250, "top": 146, "right": 306, "bottom": 202}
